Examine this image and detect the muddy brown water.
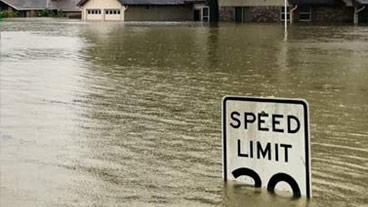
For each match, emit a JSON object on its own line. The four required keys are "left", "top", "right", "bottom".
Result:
{"left": 1, "top": 18, "right": 368, "bottom": 207}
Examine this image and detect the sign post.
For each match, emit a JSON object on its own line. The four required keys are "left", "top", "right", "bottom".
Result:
{"left": 222, "top": 96, "right": 311, "bottom": 198}
{"left": 284, "top": 0, "right": 288, "bottom": 41}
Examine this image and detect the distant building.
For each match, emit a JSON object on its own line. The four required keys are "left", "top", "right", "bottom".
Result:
{"left": 289, "top": 0, "right": 368, "bottom": 24}
{"left": 77, "top": 0, "right": 209, "bottom": 21}
{"left": 0, "top": 0, "right": 80, "bottom": 17}
{"left": 353, "top": 0, "right": 368, "bottom": 23}
{"left": 288, "top": 0, "right": 352, "bottom": 23}
{"left": 218, "top": 0, "right": 368, "bottom": 24}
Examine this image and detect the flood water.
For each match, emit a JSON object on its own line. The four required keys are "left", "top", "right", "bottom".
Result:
{"left": 1, "top": 18, "right": 368, "bottom": 207}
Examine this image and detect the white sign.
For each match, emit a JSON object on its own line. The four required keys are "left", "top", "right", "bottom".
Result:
{"left": 222, "top": 96, "right": 311, "bottom": 198}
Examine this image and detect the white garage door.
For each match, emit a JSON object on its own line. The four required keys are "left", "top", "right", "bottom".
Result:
{"left": 104, "top": 9, "right": 122, "bottom": 21}
{"left": 86, "top": 9, "right": 103, "bottom": 20}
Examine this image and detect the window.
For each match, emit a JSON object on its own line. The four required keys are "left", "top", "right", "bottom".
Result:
{"left": 105, "top": 9, "right": 120, "bottom": 15}
{"left": 280, "top": 7, "right": 290, "bottom": 21}
{"left": 235, "top": 7, "right": 250, "bottom": 23}
{"left": 87, "top": 9, "right": 101, "bottom": 15}
{"left": 299, "top": 6, "right": 311, "bottom": 21}
{"left": 202, "top": 7, "right": 209, "bottom": 22}
{"left": 194, "top": 6, "right": 209, "bottom": 22}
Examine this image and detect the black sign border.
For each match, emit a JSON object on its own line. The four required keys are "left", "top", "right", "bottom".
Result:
{"left": 222, "top": 96, "right": 311, "bottom": 198}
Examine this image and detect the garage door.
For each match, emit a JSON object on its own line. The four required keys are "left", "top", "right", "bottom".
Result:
{"left": 104, "top": 9, "right": 122, "bottom": 21}
{"left": 86, "top": 9, "right": 103, "bottom": 20}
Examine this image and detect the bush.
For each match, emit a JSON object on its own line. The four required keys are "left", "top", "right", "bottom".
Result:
{"left": 0, "top": 9, "right": 63, "bottom": 18}
{"left": 36, "top": 9, "right": 49, "bottom": 17}
{"left": 56, "top": 11, "right": 65, "bottom": 17}
{"left": 0, "top": 10, "right": 19, "bottom": 18}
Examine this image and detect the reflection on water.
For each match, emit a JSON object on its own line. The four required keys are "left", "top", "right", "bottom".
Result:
{"left": 1, "top": 18, "right": 368, "bottom": 207}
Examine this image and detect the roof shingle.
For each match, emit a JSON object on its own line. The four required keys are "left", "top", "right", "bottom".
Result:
{"left": 1, "top": 0, "right": 79, "bottom": 11}
{"left": 288, "top": 0, "right": 339, "bottom": 5}
{"left": 356, "top": 0, "right": 368, "bottom": 4}
{"left": 77, "top": 0, "right": 203, "bottom": 6}
{"left": 1, "top": 0, "right": 48, "bottom": 10}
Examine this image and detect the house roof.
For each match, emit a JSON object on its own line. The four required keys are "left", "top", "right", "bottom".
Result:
{"left": 356, "top": 0, "right": 368, "bottom": 4}
{"left": 121, "top": 0, "right": 186, "bottom": 5}
{"left": 77, "top": 0, "right": 203, "bottom": 6}
{"left": 127, "top": 0, "right": 206, "bottom": 5}
{"left": 290, "top": 0, "right": 368, "bottom": 6}
{"left": 340, "top": 0, "right": 352, "bottom": 6}
{"left": 288, "top": 0, "right": 339, "bottom": 5}
{"left": 52, "top": 0, "right": 80, "bottom": 11}
{"left": 0, "top": 0, "right": 48, "bottom": 10}
{"left": 220, "top": 0, "right": 284, "bottom": 7}
{"left": 76, "top": 0, "right": 88, "bottom": 6}
{"left": 0, "top": 0, "right": 80, "bottom": 11}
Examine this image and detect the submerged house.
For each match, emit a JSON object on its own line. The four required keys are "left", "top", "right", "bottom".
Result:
{"left": 0, "top": 0, "right": 366, "bottom": 23}
{"left": 288, "top": 0, "right": 349, "bottom": 23}
{"left": 218, "top": 0, "right": 368, "bottom": 23}
{"left": 77, "top": 0, "right": 209, "bottom": 21}
{"left": 0, "top": 0, "right": 80, "bottom": 17}
{"left": 289, "top": 0, "right": 368, "bottom": 23}
{"left": 354, "top": 0, "right": 368, "bottom": 23}
{"left": 287, "top": 0, "right": 354, "bottom": 23}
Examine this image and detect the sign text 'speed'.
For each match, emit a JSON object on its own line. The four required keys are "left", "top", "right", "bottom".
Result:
{"left": 229, "top": 111, "right": 301, "bottom": 133}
